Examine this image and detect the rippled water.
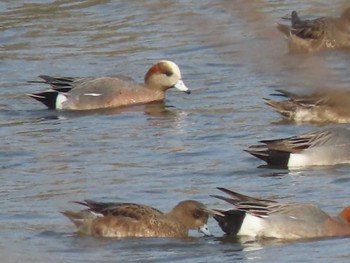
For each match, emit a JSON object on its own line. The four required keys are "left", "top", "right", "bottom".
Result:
{"left": 1, "top": 1, "right": 350, "bottom": 262}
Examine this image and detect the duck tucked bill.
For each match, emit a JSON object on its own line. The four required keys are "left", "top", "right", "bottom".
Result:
{"left": 62, "top": 199, "right": 221, "bottom": 238}
{"left": 212, "top": 187, "right": 350, "bottom": 240}
{"left": 245, "top": 127, "right": 350, "bottom": 168}
{"left": 264, "top": 89, "right": 350, "bottom": 124}
{"left": 277, "top": 8, "right": 350, "bottom": 53}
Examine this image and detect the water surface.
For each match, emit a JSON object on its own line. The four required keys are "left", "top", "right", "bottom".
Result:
{"left": 1, "top": 1, "right": 350, "bottom": 262}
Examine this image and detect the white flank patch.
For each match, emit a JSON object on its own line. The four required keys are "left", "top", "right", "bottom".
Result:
{"left": 83, "top": 93, "right": 102, "bottom": 97}
{"left": 56, "top": 93, "right": 67, "bottom": 110}
{"left": 237, "top": 213, "right": 263, "bottom": 237}
{"left": 288, "top": 153, "right": 308, "bottom": 168}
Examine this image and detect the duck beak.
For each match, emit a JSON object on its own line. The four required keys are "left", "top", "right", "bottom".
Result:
{"left": 174, "top": 79, "right": 191, "bottom": 94}
{"left": 199, "top": 224, "right": 212, "bottom": 236}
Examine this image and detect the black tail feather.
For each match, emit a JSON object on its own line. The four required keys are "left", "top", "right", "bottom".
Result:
{"left": 27, "top": 90, "right": 59, "bottom": 109}
{"left": 28, "top": 75, "right": 75, "bottom": 91}
{"left": 244, "top": 148, "right": 290, "bottom": 168}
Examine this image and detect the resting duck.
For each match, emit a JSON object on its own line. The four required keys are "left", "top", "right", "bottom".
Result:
{"left": 212, "top": 187, "right": 350, "bottom": 240}
{"left": 264, "top": 89, "right": 350, "bottom": 124}
{"left": 278, "top": 8, "right": 350, "bottom": 53}
{"left": 245, "top": 127, "right": 350, "bottom": 168}
{"left": 28, "top": 60, "right": 190, "bottom": 110}
{"left": 62, "top": 199, "right": 221, "bottom": 238}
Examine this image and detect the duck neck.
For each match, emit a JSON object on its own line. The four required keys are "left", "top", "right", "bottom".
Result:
{"left": 165, "top": 208, "right": 190, "bottom": 230}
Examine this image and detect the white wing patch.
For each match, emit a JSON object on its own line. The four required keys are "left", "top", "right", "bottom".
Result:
{"left": 90, "top": 211, "right": 104, "bottom": 217}
{"left": 83, "top": 93, "right": 102, "bottom": 97}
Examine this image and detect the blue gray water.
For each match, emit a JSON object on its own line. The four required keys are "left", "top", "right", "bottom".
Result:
{"left": 1, "top": 0, "right": 350, "bottom": 262}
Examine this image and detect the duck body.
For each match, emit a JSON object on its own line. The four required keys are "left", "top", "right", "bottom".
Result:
{"left": 212, "top": 188, "right": 350, "bottom": 240}
{"left": 62, "top": 199, "right": 218, "bottom": 238}
{"left": 28, "top": 60, "right": 190, "bottom": 110}
{"left": 265, "top": 89, "right": 350, "bottom": 124}
{"left": 245, "top": 127, "right": 350, "bottom": 168}
{"left": 278, "top": 8, "right": 350, "bottom": 53}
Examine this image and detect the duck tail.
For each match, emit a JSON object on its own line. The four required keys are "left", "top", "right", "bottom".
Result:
{"left": 277, "top": 23, "right": 291, "bottom": 37}
{"left": 244, "top": 145, "right": 290, "bottom": 168}
{"left": 27, "top": 90, "right": 65, "bottom": 109}
{"left": 264, "top": 98, "right": 295, "bottom": 119}
{"left": 61, "top": 211, "right": 87, "bottom": 227}
{"left": 61, "top": 210, "right": 100, "bottom": 235}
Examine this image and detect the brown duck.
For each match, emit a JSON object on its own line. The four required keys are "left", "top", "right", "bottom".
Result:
{"left": 62, "top": 199, "right": 221, "bottom": 238}
{"left": 278, "top": 8, "right": 350, "bottom": 53}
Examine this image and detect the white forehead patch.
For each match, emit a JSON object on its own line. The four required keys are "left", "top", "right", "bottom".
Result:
{"left": 159, "top": 60, "right": 181, "bottom": 78}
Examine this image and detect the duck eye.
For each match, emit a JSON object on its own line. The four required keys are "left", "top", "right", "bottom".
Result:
{"left": 193, "top": 211, "right": 201, "bottom": 219}
{"left": 164, "top": 71, "right": 173, "bottom": 77}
